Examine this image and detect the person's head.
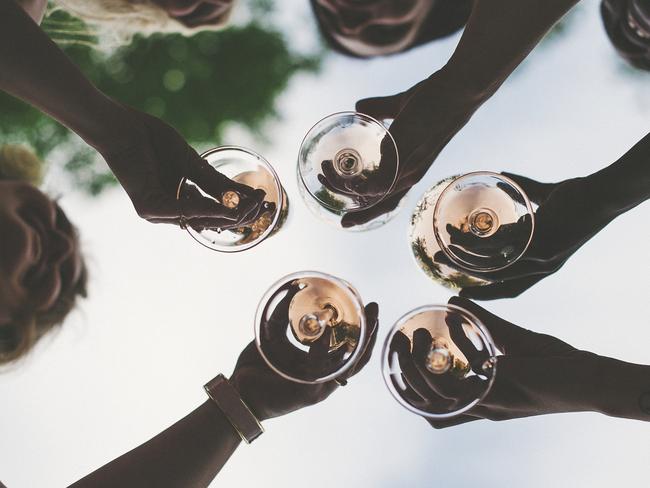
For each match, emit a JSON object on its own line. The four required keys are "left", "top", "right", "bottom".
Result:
{"left": 51, "top": 0, "right": 236, "bottom": 46}
{"left": 310, "top": 0, "right": 473, "bottom": 58}
{"left": 601, "top": 0, "right": 650, "bottom": 70}
{"left": 0, "top": 145, "right": 87, "bottom": 366}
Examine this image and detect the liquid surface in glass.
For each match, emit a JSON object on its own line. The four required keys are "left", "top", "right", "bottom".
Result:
{"left": 382, "top": 305, "right": 497, "bottom": 419}
{"left": 256, "top": 273, "right": 366, "bottom": 383}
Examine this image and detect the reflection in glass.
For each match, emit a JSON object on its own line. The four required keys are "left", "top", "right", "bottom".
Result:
{"left": 381, "top": 304, "right": 497, "bottom": 419}
{"left": 255, "top": 271, "right": 367, "bottom": 383}
{"left": 177, "top": 146, "right": 288, "bottom": 252}
{"left": 297, "top": 112, "right": 400, "bottom": 231}
{"left": 409, "top": 172, "right": 534, "bottom": 289}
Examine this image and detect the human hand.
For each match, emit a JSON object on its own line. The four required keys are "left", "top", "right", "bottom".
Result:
{"left": 335, "top": 71, "right": 483, "bottom": 228}
{"left": 406, "top": 297, "right": 600, "bottom": 429}
{"left": 98, "top": 106, "right": 265, "bottom": 228}
{"left": 230, "top": 299, "right": 379, "bottom": 422}
{"left": 437, "top": 172, "right": 614, "bottom": 300}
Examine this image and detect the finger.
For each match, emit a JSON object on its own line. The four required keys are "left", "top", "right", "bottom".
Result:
{"left": 426, "top": 414, "right": 481, "bottom": 430}
{"left": 187, "top": 152, "right": 265, "bottom": 203}
{"left": 501, "top": 172, "right": 557, "bottom": 205}
{"left": 308, "top": 326, "right": 333, "bottom": 360}
{"left": 445, "top": 312, "right": 489, "bottom": 374}
{"left": 448, "top": 296, "right": 533, "bottom": 355}
{"left": 262, "top": 284, "right": 298, "bottom": 340}
{"left": 321, "top": 160, "right": 355, "bottom": 194}
{"left": 458, "top": 274, "right": 546, "bottom": 301}
{"left": 392, "top": 331, "right": 433, "bottom": 400}
{"left": 349, "top": 302, "right": 379, "bottom": 373}
{"left": 410, "top": 329, "right": 459, "bottom": 400}
{"left": 340, "top": 189, "right": 407, "bottom": 228}
{"left": 179, "top": 188, "right": 241, "bottom": 220}
{"left": 184, "top": 216, "right": 244, "bottom": 231}
{"left": 317, "top": 173, "right": 357, "bottom": 198}
{"left": 412, "top": 328, "right": 486, "bottom": 401}
{"left": 356, "top": 94, "right": 402, "bottom": 121}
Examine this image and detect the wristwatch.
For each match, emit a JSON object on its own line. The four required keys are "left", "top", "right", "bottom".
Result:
{"left": 204, "top": 374, "right": 264, "bottom": 444}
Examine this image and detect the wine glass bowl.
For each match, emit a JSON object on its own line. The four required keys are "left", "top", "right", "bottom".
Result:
{"left": 177, "top": 146, "right": 288, "bottom": 252}
{"left": 255, "top": 271, "right": 367, "bottom": 384}
{"left": 410, "top": 172, "right": 534, "bottom": 289}
{"left": 381, "top": 304, "right": 497, "bottom": 419}
{"left": 297, "top": 112, "right": 400, "bottom": 230}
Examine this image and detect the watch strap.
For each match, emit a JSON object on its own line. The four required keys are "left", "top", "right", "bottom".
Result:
{"left": 204, "top": 374, "right": 264, "bottom": 444}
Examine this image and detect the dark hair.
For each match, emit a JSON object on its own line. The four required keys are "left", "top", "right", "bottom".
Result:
{"left": 311, "top": 0, "right": 473, "bottom": 58}
{"left": 0, "top": 245, "right": 88, "bottom": 366}
{"left": 601, "top": 0, "right": 650, "bottom": 71}
{"left": 0, "top": 151, "right": 88, "bottom": 366}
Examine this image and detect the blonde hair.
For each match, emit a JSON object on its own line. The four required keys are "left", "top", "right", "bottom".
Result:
{"left": 0, "top": 144, "right": 44, "bottom": 186}
{"left": 49, "top": 0, "right": 232, "bottom": 47}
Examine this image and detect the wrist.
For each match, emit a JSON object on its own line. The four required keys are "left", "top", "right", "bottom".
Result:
{"left": 204, "top": 373, "right": 265, "bottom": 443}
{"left": 228, "top": 370, "right": 269, "bottom": 422}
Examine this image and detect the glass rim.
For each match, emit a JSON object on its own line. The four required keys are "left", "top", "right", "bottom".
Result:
{"left": 381, "top": 303, "right": 497, "bottom": 420}
{"left": 176, "top": 145, "right": 284, "bottom": 253}
{"left": 296, "top": 111, "right": 400, "bottom": 212}
{"left": 254, "top": 270, "right": 368, "bottom": 384}
{"left": 432, "top": 171, "right": 535, "bottom": 273}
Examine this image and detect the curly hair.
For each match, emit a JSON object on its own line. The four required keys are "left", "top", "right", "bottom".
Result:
{"left": 601, "top": 0, "right": 650, "bottom": 70}
{"left": 311, "top": 0, "right": 473, "bottom": 58}
{"left": 49, "top": 0, "right": 232, "bottom": 48}
{"left": 0, "top": 145, "right": 88, "bottom": 366}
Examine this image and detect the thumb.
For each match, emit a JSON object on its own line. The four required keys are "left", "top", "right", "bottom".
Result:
{"left": 501, "top": 172, "right": 557, "bottom": 206}
{"left": 356, "top": 93, "right": 403, "bottom": 121}
{"left": 341, "top": 189, "right": 407, "bottom": 228}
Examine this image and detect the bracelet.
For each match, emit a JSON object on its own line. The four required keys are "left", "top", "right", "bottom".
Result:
{"left": 204, "top": 374, "right": 264, "bottom": 444}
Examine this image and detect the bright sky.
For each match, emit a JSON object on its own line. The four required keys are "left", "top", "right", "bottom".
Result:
{"left": 1, "top": 0, "right": 650, "bottom": 487}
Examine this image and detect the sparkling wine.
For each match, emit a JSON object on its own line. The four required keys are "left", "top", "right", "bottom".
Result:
{"left": 297, "top": 112, "right": 400, "bottom": 231}
{"left": 256, "top": 271, "right": 366, "bottom": 384}
{"left": 409, "top": 172, "right": 534, "bottom": 289}
{"left": 382, "top": 304, "right": 497, "bottom": 419}
{"left": 177, "top": 146, "right": 287, "bottom": 252}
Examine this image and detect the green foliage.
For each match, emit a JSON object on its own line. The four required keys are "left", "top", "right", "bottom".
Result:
{"left": 0, "top": 7, "right": 322, "bottom": 195}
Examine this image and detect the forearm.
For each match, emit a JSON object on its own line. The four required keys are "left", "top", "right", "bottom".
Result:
{"left": 590, "top": 355, "right": 650, "bottom": 421}
{"left": 69, "top": 401, "right": 242, "bottom": 488}
{"left": 0, "top": 1, "right": 122, "bottom": 149}
{"left": 441, "top": 0, "right": 580, "bottom": 99}
{"left": 587, "top": 132, "right": 650, "bottom": 217}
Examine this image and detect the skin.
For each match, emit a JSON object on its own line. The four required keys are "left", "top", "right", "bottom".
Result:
{"left": 397, "top": 297, "right": 650, "bottom": 429}
{"left": 318, "top": 0, "right": 584, "bottom": 227}
{"left": 69, "top": 304, "right": 379, "bottom": 487}
{"left": 1, "top": 1, "right": 263, "bottom": 229}
{"left": 0, "top": 181, "right": 82, "bottom": 327}
{"left": 435, "top": 132, "right": 650, "bottom": 300}
{"left": 313, "top": 0, "right": 436, "bottom": 57}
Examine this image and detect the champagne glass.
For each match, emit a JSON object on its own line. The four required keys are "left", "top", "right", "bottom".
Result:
{"left": 297, "top": 112, "right": 400, "bottom": 231}
{"left": 381, "top": 304, "right": 497, "bottom": 419}
{"left": 409, "top": 172, "right": 534, "bottom": 289}
{"left": 177, "top": 146, "right": 288, "bottom": 252}
{"left": 255, "top": 271, "right": 367, "bottom": 384}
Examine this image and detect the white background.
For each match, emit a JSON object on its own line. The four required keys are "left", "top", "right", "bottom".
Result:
{"left": 1, "top": 0, "right": 650, "bottom": 486}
